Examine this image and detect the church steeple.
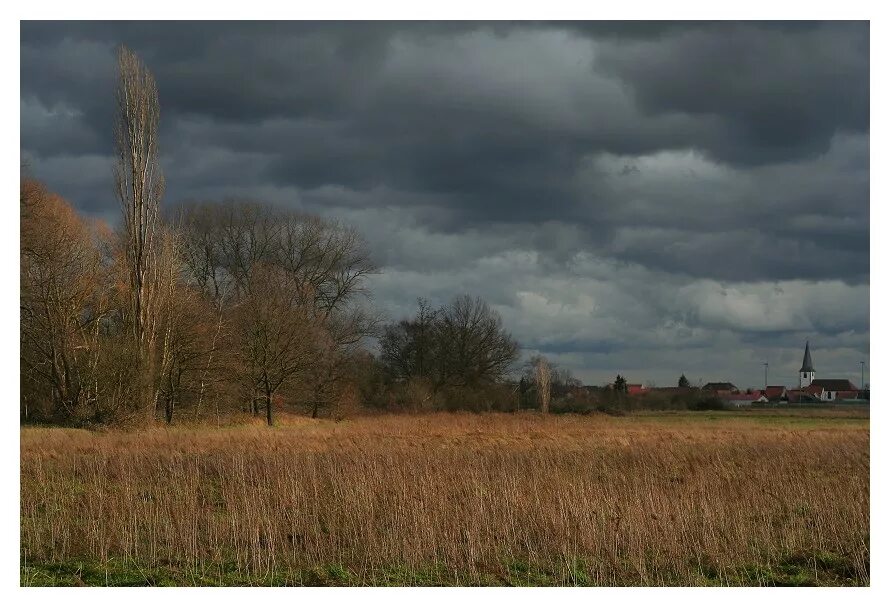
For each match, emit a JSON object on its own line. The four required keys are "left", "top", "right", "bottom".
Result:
{"left": 799, "top": 341, "right": 815, "bottom": 387}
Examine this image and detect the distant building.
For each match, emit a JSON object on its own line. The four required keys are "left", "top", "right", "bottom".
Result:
{"left": 627, "top": 384, "right": 647, "bottom": 396}
{"left": 764, "top": 385, "right": 787, "bottom": 402}
{"left": 795, "top": 343, "right": 859, "bottom": 401}
{"left": 786, "top": 386, "right": 823, "bottom": 403}
{"left": 799, "top": 341, "right": 816, "bottom": 388}
{"left": 702, "top": 382, "right": 738, "bottom": 393}
{"left": 723, "top": 392, "right": 769, "bottom": 407}
{"left": 810, "top": 379, "right": 859, "bottom": 401}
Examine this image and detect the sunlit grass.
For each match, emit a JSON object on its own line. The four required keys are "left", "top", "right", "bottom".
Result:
{"left": 21, "top": 409, "right": 869, "bottom": 586}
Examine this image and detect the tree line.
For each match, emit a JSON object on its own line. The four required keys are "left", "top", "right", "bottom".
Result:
{"left": 20, "top": 46, "right": 526, "bottom": 426}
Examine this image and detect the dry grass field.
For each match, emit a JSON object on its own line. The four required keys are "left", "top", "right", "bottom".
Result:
{"left": 20, "top": 408, "right": 869, "bottom": 586}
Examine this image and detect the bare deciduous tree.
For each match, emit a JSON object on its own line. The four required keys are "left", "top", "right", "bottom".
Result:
{"left": 533, "top": 356, "right": 552, "bottom": 414}
{"left": 114, "top": 45, "right": 166, "bottom": 421}
{"left": 154, "top": 282, "right": 221, "bottom": 424}
{"left": 177, "top": 201, "right": 379, "bottom": 418}
{"left": 433, "top": 295, "right": 519, "bottom": 390}
{"left": 20, "top": 179, "right": 109, "bottom": 422}
{"left": 381, "top": 295, "right": 519, "bottom": 396}
{"left": 230, "top": 265, "right": 319, "bottom": 425}
{"left": 380, "top": 298, "right": 439, "bottom": 382}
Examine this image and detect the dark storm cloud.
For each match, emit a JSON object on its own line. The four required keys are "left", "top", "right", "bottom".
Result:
{"left": 20, "top": 21, "right": 869, "bottom": 386}
{"left": 592, "top": 22, "right": 869, "bottom": 165}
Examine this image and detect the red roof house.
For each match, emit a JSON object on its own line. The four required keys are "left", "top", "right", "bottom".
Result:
{"left": 764, "top": 386, "right": 787, "bottom": 401}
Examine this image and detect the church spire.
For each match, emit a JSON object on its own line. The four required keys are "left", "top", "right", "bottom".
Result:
{"left": 800, "top": 341, "right": 815, "bottom": 373}
{"left": 799, "top": 341, "right": 815, "bottom": 388}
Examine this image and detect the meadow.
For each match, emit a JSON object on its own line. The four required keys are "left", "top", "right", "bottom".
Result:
{"left": 20, "top": 408, "right": 870, "bottom": 586}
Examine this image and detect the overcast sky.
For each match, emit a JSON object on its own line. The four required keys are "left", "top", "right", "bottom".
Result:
{"left": 20, "top": 21, "right": 870, "bottom": 388}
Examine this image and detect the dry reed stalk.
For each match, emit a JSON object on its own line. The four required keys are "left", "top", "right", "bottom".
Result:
{"left": 21, "top": 411, "right": 869, "bottom": 586}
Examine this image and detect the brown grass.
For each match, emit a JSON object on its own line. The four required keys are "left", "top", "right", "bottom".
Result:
{"left": 20, "top": 410, "right": 869, "bottom": 586}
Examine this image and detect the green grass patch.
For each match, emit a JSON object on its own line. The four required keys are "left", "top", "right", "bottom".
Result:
{"left": 21, "top": 550, "right": 867, "bottom": 586}
{"left": 633, "top": 407, "right": 869, "bottom": 429}
{"left": 693, "top": 550, "right": 867, "bottom": 587}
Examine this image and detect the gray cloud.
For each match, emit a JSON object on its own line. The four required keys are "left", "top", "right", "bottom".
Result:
{"left": 20, "top": 21, "right": 869, "bottom": 387}
{"left": 593, "top": 22, "right": 869, "bottom": 164}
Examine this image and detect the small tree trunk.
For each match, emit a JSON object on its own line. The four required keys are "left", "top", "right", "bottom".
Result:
{"left": 265, "top": 391, "right": 274, "bottom": 426}
{"left": 142, "top": 356, "right": 157, "bottom": 425}
{"left": 311, "top": 401, "right": 320, "bottom": 419}
{"left": 165, "top": 398, "right": 174, "bottom": 424}
{"left": 535, "top": 358, "right": 551, "bottom": 414}
{"left": 195, "top": 310, "right": 224, "bottom": 419}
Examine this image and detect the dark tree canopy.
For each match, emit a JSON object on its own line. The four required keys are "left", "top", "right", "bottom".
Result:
{"left": 379, "top": 298, "right": 439, "bottom": 382}
{"left": 381, "top": 295, "right": 519, "bottom": 390}
{"left": 613, "top": 374, "right": 628, "bottom": 393}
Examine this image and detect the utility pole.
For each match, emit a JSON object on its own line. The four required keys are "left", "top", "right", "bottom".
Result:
{"left": 763, "top": 362, "right": 768, "bottom": 392}
{"left": 860, "top": 361, "right": 865, "bottom": 390}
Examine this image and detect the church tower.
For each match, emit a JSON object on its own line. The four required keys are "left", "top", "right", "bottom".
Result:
{"left": 799, "top": 341, "right": 815, "bottom": 388}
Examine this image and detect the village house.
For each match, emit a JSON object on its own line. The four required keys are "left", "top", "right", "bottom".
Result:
{"left": 785, "top": 384, "right": 825, "bottom": 403}
{"left": 809, "top": 379, "right": 859, "bottom": 401}
{"left": 764, "top": 385, "right": 787, "bottom": 402}
{"left": 724, "top": 392, "right": 769, "bottom": 407}
{"left": 795, "top": 342, "right": 860, "bottom": 402}
{"left": 701, "top": 382, "right": 739, "bottom": 399}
